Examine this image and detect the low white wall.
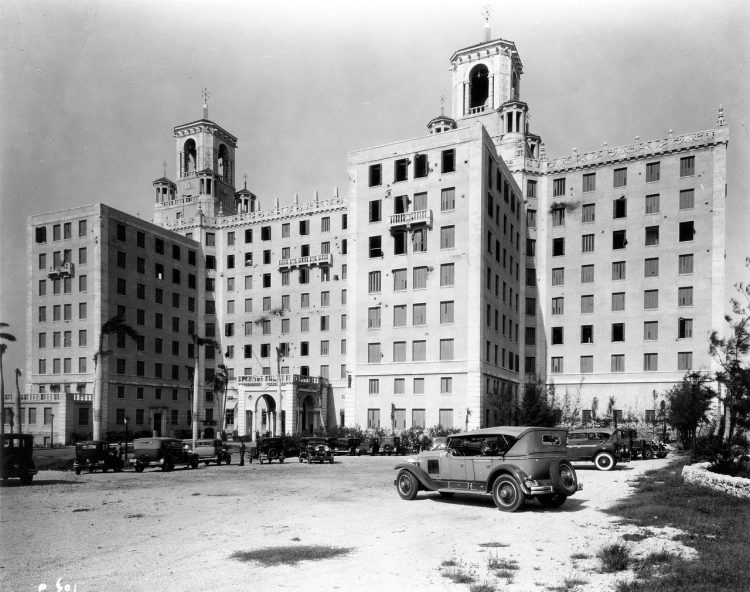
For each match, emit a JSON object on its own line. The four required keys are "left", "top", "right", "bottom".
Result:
{"left": 682, "top": 462, "right": 750, "bottom": 500}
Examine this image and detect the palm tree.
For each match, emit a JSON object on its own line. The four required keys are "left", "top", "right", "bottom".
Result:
{"left": 14, "top": 369, "right": 23, "bottom": 435}
{"left": 92, "top": 315, "right": 140, "bottom": 441}
{"left": 190, "top": 333, "right": 219, "bottom": 444}
{"left": 213, "top": 363, "right": 229, "bottom": 439}
{"left": 0, "top": 323, "right": 17, "bottom": 441}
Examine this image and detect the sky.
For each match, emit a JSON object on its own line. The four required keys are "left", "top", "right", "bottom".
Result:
{"left": 1, "top": 0, "right": 749, "bottom": 380}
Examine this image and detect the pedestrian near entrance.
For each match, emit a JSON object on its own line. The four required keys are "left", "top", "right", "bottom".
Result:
{"left": 239, "top": 441, "right": 246, "bottom": 466}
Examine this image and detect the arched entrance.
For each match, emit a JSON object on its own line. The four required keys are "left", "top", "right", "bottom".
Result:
{"left": 255, "top": 394, "right": 277, "bottom": 437}
{"left": 299, "top": 393, "right": 322, "bottom": 434}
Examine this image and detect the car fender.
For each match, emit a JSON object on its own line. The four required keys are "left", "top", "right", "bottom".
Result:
{"left": 394, "top": 463, "right": 438, "bottom": 491}
{"left": 485, "top": 464, "right": 531, "bottom": 494}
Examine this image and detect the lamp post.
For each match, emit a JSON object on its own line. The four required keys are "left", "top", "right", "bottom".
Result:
{"left": 50, "top": 412, "right": 54, "bottom": 448}
{"left": 123, "top": 416, "right": 129, "bottom": 462}
{"left": 688, "top": 372, "right": 701, "bottom": 455}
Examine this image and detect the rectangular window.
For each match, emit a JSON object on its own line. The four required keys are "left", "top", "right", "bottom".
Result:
{"left": 368, "top": 271, "right": 381, "bottom": 293}
{"left": 611, "top": 354, "right": 625, "bottom": 372}
{"left": 368, "top": 343, "right": 381, "bottom": 363}
{"left": 581, "top": 295, "right": 594, "bottom": 314}
{"left": 644, "top": 289, "right": 659, "bottom": 309}
{"left": 581, "top": 203, "right": 595, "bottom": 223}
{"left": 440, "top": 226, "right": 455, "bottom": 249}
{"left": 550, "top": 357, "right": 563, "bottom": 374}
{"left": 613, "top": 167, "right": 627, "bottom": 187}
{"left": 526, "top": 209, "right": 537, "bottom": 228}
{"left": 415, "top": 154, "right": 428, "bottom": 178}
{"left": 369, "top": 163, "right": 382, "bottom": 187}
{"left": 611, "top": 292, "right": 625, "bottom": 311}
{"left": 644, "top": 321, "right": 659, "bottom": 341}
{"left": 440, "top": 378, "right": 453, "bottom": 395}
{"left": 613, "top": 197, "right": 627, "bottom": 218}
{"left": 413, "top": 267, "right": 428, "bottom": 289}
{"left": 367, "top": 307, "right": 381, "bottom": 329}
{"left": 413, "top": 303, "right": 427, "bottom": 325}
{"left": 611, "top": 323, "right": 625, "bottom": 342}
{"left": 440, "top": 301, "right": 454, "bottom": 324}
{"left": 412, "top": 228, "right": 427, "bottom": 252}
{"left": 582, "top": 173, "right": 596, "bottom": 192}
{"left": 679, "top": 254, "right": 694, "bottom": 274}
{"left": 551, "top": 297, "right": 564, "bottom": 315}
{"left": 551, "top": 267, "right": 564, "bottom": 286}
{"left": 552, "top": 237, "right": 565, "bottom": 256}
{"left": 367, "top": 408, "right": 380, "bottom": 429}
{"left": 526, "top": 179, "right": 537, "bottom": 198}
{"left": 580, "top": 356, "right": 593, "bottom": 373}
{"left": 679, "top": 221, "right": 695, "bottom": 242}
{"left": 393, "top": 268, "right": 407, "bottom": 291}
{"left": 394, "top": 158, "right": 408, "bottom": 182}
{"left": 393, "top": 341, "right": 406, "bottom": 362}
{"left": 525, "top": 297, "right": 536, "bottom": 316}
{"left": 552, "top": 178, "right": 566, "bottom": 197}
{"left": 612, "top": 261, "right": 626, "bottom": 280}
{"left": 393, "top": 305, "right": 407, "bottom": 327}
{"left": 644, "top": 257, "right": 659, "bottom": 277}
{"left": 552, "top": 327, "right": 563, "bottom": 345}
{"left": 581, "top": 325, "right": 594, "bottom": 344}
{"left": 441, "top": 149, "right": 455, "bottom": 173}
{"left": 646, "top": 162, "right": 661, "bottom": 182}
{"left": 645, "top": 226, "right": 660, "bottom": 246}
{"left": 526, "top": 239, "right": 536, "bottom": 257}
{"left": 441, "top": 187, "right": 455, "bottom": 211}
{"left": 440, "top": 263, "right": 454, "bottom": 287}
{"left": 644, "top": 353, "right": 658, "bottom": 371}
{"left": 411, "top": 340, "right": 426, "bottom": 361}
{"left": 552, "top": 208, "right": 565, "bottom": 227}
{"left": 678, "top": 352, "right": 693, "bottom": 370}
{"left": 678, "top": 286, "right": 694, "bottom": 307}
{"left": 581, "top": 264, "right": 594, "bottom": 283}
{"left": 680, "top": 156, "right": 695, "bottom": 177}
{"left": 581, "top": 234, "right": 595, "bottom": 253}
{"left": 369, "top": 236, "right": 382, "bottom": 258}
{"left": 679, "top": 318, "right": 693, "bottom": 339}
{"left": 645, "top": 194, "right": 660, "bottom": 214}
{"left": 679, "top": 189, "right": 695, "bottom": 210}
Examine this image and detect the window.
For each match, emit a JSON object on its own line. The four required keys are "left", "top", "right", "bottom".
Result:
{"left": 414, "top": 154, "right": 429, "bottom": 178}
{"left": 679, "top": 254, "right": 694, "bottom": 274}
{"left": 412, "top": 340, "right": 426, "bottom": 361}
{"left": 645, "top": 226, "right": 659, "bottom": 246}
{"left": 581, "top": 234, "right": 595, "bottom": 253}
{"left": 613, "top": 167, "right": 627, "bottom": 188}
{"left": 582, "top": 173, "right": 596, "bottom": 192}
{"left": 680, "top": 155, "right": 695, "bottom": 177}
{"left": 581, "top": 295, "right": 594, "bottom": 314}
{"left": 526, "top": 239, "right": 536, "bottom": 257}
{"left": 368, "top": 271, "right": 381, "bottom": 293}
{"left": 551, "top": 327, "right": 563, "bottom": 345}
{"left": 581, "top": 264, "right": 594, "bottom": 283}
{"left": 550, "top": 357, "right": 563, "bottom": 374}
{"left": 440, "top": 263, "right": 454, "bottom": 287}
{"left": 679, "top": 188, "right": 694, "bottom": 210}
{"left": 413, "top": 303, "right": 427, "bottom": 325}
{"left": 441, "top": 187, "right": 455, "bottom": 211}
{"left": 552, "top": 207, "right": 565, "bottom": 226}
{"left": 369, "top": 236, "right": 382, "bottom": 258}
{"left": 524, "top": 179, "right": 537, "bottom": 198}
{"left": 299, "top": 220, "right": 310, "bottom": 236}
{"left": 552, "top": 178, "right": 566, "bottom": 197}
{"left": 581, "top": 203, "right": 595, "bottom": 223}
{"left": 581, "top": 325, "right": 594, "bottom": 344}
{"left": 611, "top": 292, "right": 626, "bottom": 311}
{"left": 412, "top": 228, "right": 427, "bottom": 252}
{"left": 645, "top": 194, "right": 660, "bottom": 214}
{"left": 440, "top": 226, "right": 455, "bottom": 249}
{"left": 368, "top": 307, "right": 381, "bottom": 329}
{"left": 440, "top": 301, "right": 454, "bottom": 324}
{"left": 644, "top": 289, "right": 659, "bottom": 309}
{"left": 679, "top": 221, "right": 696, "bottom": 244}
{"left": 413, "top": 267, "right": 428, "bottom": 289}
{"left": 440, "top": 378, "right": 453, "bottom": 395}
{"left": 116, "top": 223, "right": 126, "bottom": 241}
{"left": 526, "top": 209, "right": 537, "bottom": 228}
{"left": 644, "top": 321, "right": 659, "bottom": 341}
{"left": 551, "top": 268, "right": 564, "bottom": 286}
{"left": 393, "top": 305, "right": 407, "bottom": 327}
{"left": 679, "top": 318, "right": 693, "bottom": 339}
{"left": 611, "top": 323, "right": 625, "bottom": 342}
{"left": 368, "top": 343, "right": 381, "bottom": 363}
{"left": 678, "top": 352, "right": 693, "bottom": 370}
{"left": 441, "top": 149, "right": 455, "bottom": 173}
{"left": 646, "top": 162, "right": 660, "bottom": 182}
{"left": 261, "top": 226, "right": 271, "bottom": 241}
{"left": 394, "top": 158, "right": 408, "bottom": 182}
{"left": 644, "top": 353, "right": 658, "bottom": 371}
{"left": 644, "top": 258, "right": 659, "bottom": 277}
{"left": 525, "top": 297, "right": 536, "bottom": 316}
{"left": 369, "top": 163, "right": 382, "bottom": 187}
{"left": 611, "top": 354, "right": 625, "bottom": 372}
{"left": 613, "top": 197, "right": 627, "bottom": 218}
{"left": 580, "top": 356, "right": 593, "bottom": 373}
{"left": 678, "top": 286, "right": 694, "bottom": 307}
{"left": 552, "top": 237, "right": 565, "bottom": 256}
{"left": 551, "top": 297, "right": 564, "bottom": 315}
{"left": 612, "top": 261, "right": 626, "bottom": 280}
{"left": 613, "top": 230, "right": 627, "bottom": 249}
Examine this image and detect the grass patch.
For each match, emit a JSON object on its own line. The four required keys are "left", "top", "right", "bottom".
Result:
{"left": 230, "top": 545, "right": 352, "bottom": 566}
{"left": 487, "top": 554, "right": 519, "bottom": 572}
{"left": 469, "top": 582, "right": 496, "bottom": 592}
{"left": 597, "top": 543, "right": 630, "bottom": 573}
{"left": 478, "top": 542, "right": 509, "bottom": 548}
{"left": 443, "top": 569, "right": 476, "bottom": 584}
{"left": 495, "top": 569, "right": 516, "bottom": 582}
{"left": 605, "top": 457, "right": 750, "bottom": 592}
{"left": 621, "top": 530, "right": 653, "bottom": 542}
{"left": 440, "top": 558, "right": 458, "bottom": 568}
{"left": 570, "top": 552, "right": 589, "bottom": 560}
{"left": 72, "top": 508, "right": 90, "bottom": 512}
{"left": 125, "top": 513, "right": 144, "bottom": 519}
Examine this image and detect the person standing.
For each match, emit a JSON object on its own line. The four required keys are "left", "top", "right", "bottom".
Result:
{"left": 239, "top": 440, "right": 246, "bottom": 466}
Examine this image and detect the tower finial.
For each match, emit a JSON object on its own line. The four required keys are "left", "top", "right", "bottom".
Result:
{"left": 440, "top": 94, "right": 446, "bottom": 116}
{"left": 482, "top": 5, "right": 492, "bottom": 42}
{"left": 243, "top": 172, "right": 248, "bottom": 190}
{"left": 201, "top": 87, "right": 210, "bottom": 119}
{"left": 717, "top": 104, "right": 726, "bottom": 127}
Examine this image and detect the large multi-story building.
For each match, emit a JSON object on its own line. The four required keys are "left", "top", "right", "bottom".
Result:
{"left": 10, "top": 27, "right": 728, "bottom": 443}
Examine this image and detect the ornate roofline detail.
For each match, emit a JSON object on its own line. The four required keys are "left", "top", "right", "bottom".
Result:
{"left": 173, "top": 120, "right": 238, "bottom": 146}
{"left": 449, "top": 38, "right": 523, "bottom": 73}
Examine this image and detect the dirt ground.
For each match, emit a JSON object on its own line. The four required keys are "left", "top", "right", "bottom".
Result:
{"left": 0, "top": 454, "right": 691, "bottom": 592}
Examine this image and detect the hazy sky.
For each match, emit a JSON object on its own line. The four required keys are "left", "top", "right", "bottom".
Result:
{"left": 1, "top": 0, "right": 748, "bottom": 379}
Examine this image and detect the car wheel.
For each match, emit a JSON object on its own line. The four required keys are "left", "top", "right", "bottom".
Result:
{"left": 396, "top": 469, "right": 419, "bottom": 500}
{"left": 538, "top": 494, "right": 567, "bottom": 508}
{"left": 162, "top": 458, "right": 174, "bottom": 472}
{"left": 329, "top": 457, "right": 334, "bottom": 464}
{"left": 75, "top": 467, "right": 82, "bottom": 475}
{"left": 643, "top": 447, "right": 654, "bottom": 460}
{"left": 491, "top": 475, "right": 525, "bottom": 512}
{"left": 225, "top": 455, "right": 231, "bottom": 465}
{"left": 550, "top": 459, "right": 578, "bottom": 497}
{"left": 20, "top": 472, "right": 33, "bottom": 485}
{"left": 135, "top": 465, "right": 144, "bottom": 473}
{"left": 191, "top": 457, "right": 199, "bottom": 469}
{"left": 594, "top": 452, "right": 615, "bottom": 471}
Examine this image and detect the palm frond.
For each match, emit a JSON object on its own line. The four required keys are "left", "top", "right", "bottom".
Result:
{"left": 0, "top": 332, "right": 17, "bottom": 342}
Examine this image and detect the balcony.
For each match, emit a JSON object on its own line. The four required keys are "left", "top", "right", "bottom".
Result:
{"left": 48, "top": 262, "right": 74, "bottom": 278}
{"left": 388, "top": 209, "right": 433, "bottom": 231}
{"left": 278, "top": 253, "right": 333, "bottom": 269}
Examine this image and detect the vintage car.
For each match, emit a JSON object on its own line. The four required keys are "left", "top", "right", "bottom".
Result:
{"left": 394, "top": 426, "right": 582, "bottom": 512}
{"left": 184, "top": 438, "right": 232, "bottom": 466}
{"left": 325, "top": 437, "right": 361, "bottom": 456}
{"left": 300, "top": 438, "right": 334, "bottom": 464}
{"left": 1, "top": 434, "right": 38, "bottom": 485}
{"left": 566, "top": 428, "right": 632, "bottom": 470}
{"left": 257, "top": 437, "right": 286, "bottom": 464}
{"left": 74, "top": 440, "right": 124, "bottom": 474}
{"left": 380, "top": 436, "right": 405, "bottom": 456}
{"left": 131, "top": 437, "right": 199, "bottom": 472}
{"left": 356, "top": 437, "right": 380, "bottom": 456}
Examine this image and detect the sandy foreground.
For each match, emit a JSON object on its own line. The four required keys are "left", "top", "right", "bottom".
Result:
{"left": 0, "top": 454, "right": 690, "bottom": 592}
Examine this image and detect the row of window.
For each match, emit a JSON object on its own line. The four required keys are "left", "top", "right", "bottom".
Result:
{"left": 484, "top": 343, "right": 521, "bottom": 372}
{"left": 369, "top": 228, "right": 430, "bottom": 256}
{"left": 37, "top": 358, "right": 88, "bottom": 374}
{"left": 114, "top": 408, "right": 186, "bottom": 427}
{"left": 234, "top": 339, "right": 346, "bottom": 360}
{"left": 225, "top": 290, "right": 345, "bottom": 316}
{"left": 39, "top": 275, "right": 87, "bottom": 297}
{"left": 225, "top": 313, "right": 346, "bottom": 337}
{"left": 367, "top": 264, "right": 455, "bottom": 293}
{"left": 368, "top": 377, "right": 453, "bottom": 396}
{"left": 37, "top": 303, "right": 86, "bottom": 323}
{"left": 367, "top": 339, "right": 455, "bottom": 363}
{"left": 210, "top": 215, "right": 348, "bottom": 247}
{"left": 38, "top": 248, "right": 87, "bottom": 269}
{"left": 368, "top": 301, "right": 455, "bottom": 328}
{"left": 234, "top": 365, "right": 344, "bottom": 380}
{"left": 549, "top": 287, "right": 695, "bottom": 312}
{"left": 210, "top": 265, "right": 341, "bottom": 292}
{"left": 548, "top": 156, "right": 696, "bottom": 198}
{"left": 35, "top": 219, "right": 87, "bottom": 243}
{"left": 368, "top": 188, "right": 455, "bottom": 222}
{"left": 486, "top": 269, "right": 520, "bottom": 312}
{"left": 485, "top": 306, "right": 519, "bottom": 342}
{"left": 368, "top": 150, "right": 456, "bottom": 187}
{"left": 550, "top": 351, "right": 694, "bottom": 374}
{"left": 221, "top": 240, "right": 343, "bottom": 269}
{"left": 550, "top": 318, "right": 694, "bottom": 345}
{"left": 366, "top": 407, "right": 454, "bottom": 431}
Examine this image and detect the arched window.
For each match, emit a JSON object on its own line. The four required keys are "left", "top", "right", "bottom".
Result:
{"left": 469, "top": 64, "right": 490, "bottom": 110}
{"left": 217, "top": 144, "right": 228, "bottom": 180}
{"left": 183, "top": 139, "right": 196, "bottom": 175}
{"left": 511, "top": 71, "right": 519, "bottom": 100}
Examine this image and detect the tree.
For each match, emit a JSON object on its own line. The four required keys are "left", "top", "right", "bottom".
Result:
{"left": 190, "top": 333, "right": 220, "bottom": 443}
{"left": 0, "top": 322, "right": 17, "bottom": 441}
{"left": 486, "top": 383, "right": 515, "bottom": 425}
{"left": 517, "top": 377, "right": 561, "bottom": 427}
{"left": 665, "top": 372, "right": 715, "bottom": 454}
{"left": 709, "top": 258, "right": 750, "bottom": 440}
{"left": 92, "top": 315, "right": 140, "bottom": 441}
{"left": 213, "top": 363, "right": 229, "bottom": 439}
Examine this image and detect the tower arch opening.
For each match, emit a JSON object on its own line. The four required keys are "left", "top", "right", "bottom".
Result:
{"left": 469, "top": 64, "right": 490, "bottom": 110}
{"left": 217, "top": 144, "right": 228, "bottom": 180}
{"left": 183, "top": 139, "right": 197, "bottom": 175}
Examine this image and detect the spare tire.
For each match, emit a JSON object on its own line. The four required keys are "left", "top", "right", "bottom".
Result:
{"left": 267, "top": 448, "right": 279, "bottom": 460}
{"left": 550, "top": 459, "right": 578, "bottom": 496}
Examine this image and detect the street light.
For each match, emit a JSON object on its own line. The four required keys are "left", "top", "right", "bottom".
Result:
{"left": 50, "top": 412, "right": 55, "bottom": 448}
{"left": 123, "top": 416, "right": 130, "bottom": 462}
{"left": 688, "top": 372, "right": 702, "bottom": 454}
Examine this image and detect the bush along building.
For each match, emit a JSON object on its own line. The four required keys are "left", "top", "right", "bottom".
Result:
{"left": 15, "top": 27, "right": 727, "bottom": 444}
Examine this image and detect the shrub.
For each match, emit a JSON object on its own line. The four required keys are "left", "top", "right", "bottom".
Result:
{"left": 694, "top": 434, "right": 749, "bottom": 476}
{"left": 598, "top": 543, "right": 630, "bottom": 572}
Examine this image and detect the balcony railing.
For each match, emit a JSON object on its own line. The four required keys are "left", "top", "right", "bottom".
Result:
{"left": 48, "top": 262, "right": 74, "bottom": 278}
{"left": 278, "top": 253, "right": 333, "bottom": 269}
{"left": 468, "top": 105, "right": 487, "bottom": 115}
{"left": 5, "top": 393, "right": 62, "bottom": 402}
{"left": 388, "top": 209, "right": 433, "bottom": 230}
{"left": 233, "top": 374, "right": 327, "bottom": 387}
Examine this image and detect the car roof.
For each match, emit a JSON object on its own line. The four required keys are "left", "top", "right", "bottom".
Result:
{"left": 569, "top": 427, "right": 616, "bottom": 434}
{"left": 450, "top": 426, "right": 565, "bottom": 438}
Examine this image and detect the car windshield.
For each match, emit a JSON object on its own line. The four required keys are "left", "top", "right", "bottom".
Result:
{"left": 449, "top": 434, "right": 517, "bottom": 456}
